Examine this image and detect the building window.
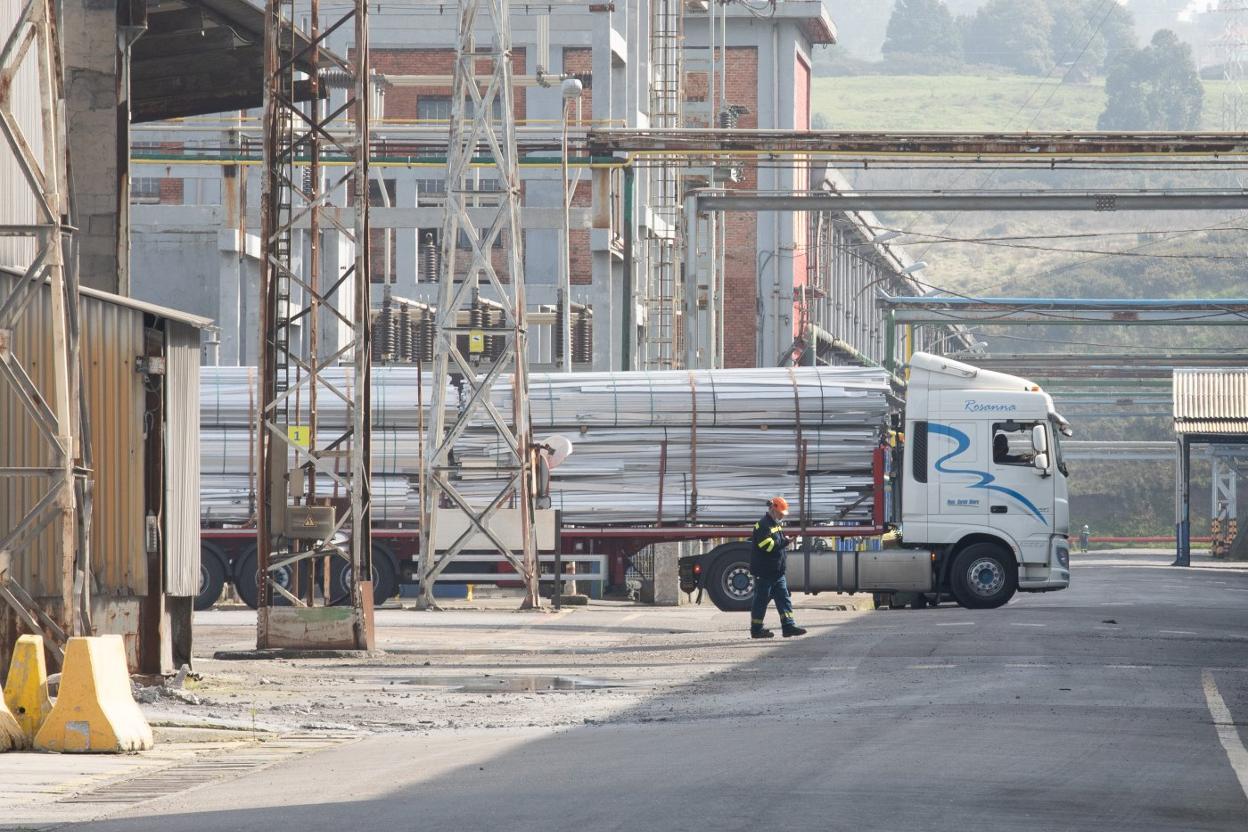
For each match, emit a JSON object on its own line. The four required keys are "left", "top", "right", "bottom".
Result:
{"left": 417, "top": 95, "right": 452, "bottom": 122}
{"left": 416, "top": 94, "right": 503, "bottom": 122}
{"left": 131, "top": 177, "right": 161, "bottom": 203}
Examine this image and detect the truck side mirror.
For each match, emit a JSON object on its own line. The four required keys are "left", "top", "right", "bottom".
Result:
{"left": 1033, "top": 452, "right": 1049, "bottom": 472}
{"left": 1031, "top": 425, "right": 1048, "bottom": 454}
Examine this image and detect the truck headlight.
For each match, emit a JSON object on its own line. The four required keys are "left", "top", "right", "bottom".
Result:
{"left": 1056, "top": 546, "right": 1069, "bottom": 568}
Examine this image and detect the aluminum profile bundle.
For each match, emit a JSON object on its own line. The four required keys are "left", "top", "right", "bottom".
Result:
{"left": 200, "top": 366, "right": 891, "bottom": 528}
{"left": 461, "top": 367, "right": 892, "bottom": 525}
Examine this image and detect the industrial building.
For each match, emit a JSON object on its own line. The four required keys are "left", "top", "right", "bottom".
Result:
{"left": 124, "top": 0, "right": 937, "bottom": 371}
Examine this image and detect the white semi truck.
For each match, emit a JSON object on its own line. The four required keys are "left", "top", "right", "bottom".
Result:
{"left": 680, "top": 352, "right": 1072, "bottom": 610}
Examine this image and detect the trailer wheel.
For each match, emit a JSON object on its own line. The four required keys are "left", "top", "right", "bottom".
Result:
{"left": 705, "top": 545, "right": 755, "bottom": 612}
{"left": 330, "top": 543, "right": 398, "bottom": 606}
{"left": 234, "top": 546, "right": 303, "bottom": 609}
{"left": 195, "top": 542, "right": 228, "bottom": 611}
{"left": 950, "top": 543, "right": 1017, "bottom": 609}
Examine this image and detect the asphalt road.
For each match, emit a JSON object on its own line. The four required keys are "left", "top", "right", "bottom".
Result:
{"left": 75, "top": 555, "right": 1248, "bottom": 832}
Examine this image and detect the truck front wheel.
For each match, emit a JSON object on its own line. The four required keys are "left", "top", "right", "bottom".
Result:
{"left": 705, "top": 545, "right": 755, "bottom": 612}
{"left": 950, "top": 543, "right": 1017, "bottom": 609}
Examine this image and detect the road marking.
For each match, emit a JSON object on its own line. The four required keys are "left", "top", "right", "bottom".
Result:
{"left": 1160, "top": 630, "right": 1198, "bottom": 636}
{"left": 1203, "top": 669, "right": 1248, "bottom": 803}
{"left": 1010, "top": 622, "right": 1047, "bottom": 628}
{"left": 935, "top": 622, "right": 974, "bottom": 627}
{"left": 1107, "top": 664, "right": 1152, "bottom": 670}
{"left": 809, "top": 665, "right": 852, "bottom": 671}
{"left": 1005, "top": 663, "right": 1053, "bottom": 668}
{"left": 908, "top": 664, "right": 957, "bottom": 669}
{"left": 619, "top": 613, "right": 643, "bottom": 623}
{"left": 1214, "top": 581, "right": 1228, "bottom": 585}
{"left": 1227, "top": 589, "right": 1248, "bottom": 593}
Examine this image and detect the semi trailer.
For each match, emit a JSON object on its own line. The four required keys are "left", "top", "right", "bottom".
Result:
{"left": 194, "top": 353, "right": 1071, "bottom": 611}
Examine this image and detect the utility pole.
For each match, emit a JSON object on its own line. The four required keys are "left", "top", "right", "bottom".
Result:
{"left": 0, "top": 0, "right": 83, "bottom": 663}
{"left": 419, "top": 0, "right": 541, "bottom": 610}
{"left": 257, "top": 0, "right": 373, "bottom": 648}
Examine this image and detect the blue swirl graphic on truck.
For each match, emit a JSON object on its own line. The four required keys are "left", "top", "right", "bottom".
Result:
{"left": 928, "top": 422, "right": 1047, "bottom": 523}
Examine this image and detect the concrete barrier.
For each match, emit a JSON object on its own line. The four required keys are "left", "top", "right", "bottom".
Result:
{"left": 34, "top": 636, "right": 153, "bottom": 753}
{"left": 2, "top": 634, "right": 51, "bottom": 748}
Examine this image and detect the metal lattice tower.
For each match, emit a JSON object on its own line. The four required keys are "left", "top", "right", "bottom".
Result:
{"left": 644, "top": 0, "right": 686, "bottom": 369}
{"left": 257, "top": 0, "right": 373, "bottom": 648}
{"left": 1218, "top": 1, "right": 1248, "bottom": 130}
{"left": 0, "top": 0, "right": 83, "bottom": 660}
{"left": 418, "top": 0, "right": 540, "bottom": 610}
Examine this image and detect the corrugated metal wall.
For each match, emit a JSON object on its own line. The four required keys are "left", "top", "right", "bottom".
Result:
{"left": 1173, "top": 369, "right": 1248, "bottom": 435}
{"left": 0, "top": 273, "right": 147, "bottom": 597}
{"left": 0, "top": 0, "right": 45, "bottom": 271}
{"left": 164, "top": 321, "right": 201, "bottom": 596}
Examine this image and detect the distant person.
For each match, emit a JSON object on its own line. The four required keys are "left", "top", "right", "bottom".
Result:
{"left": 749, "top": 496, "right": 806, "bottom": 639}
{"left": 1080, "top": 524, "right": 1090, "bottom": 553}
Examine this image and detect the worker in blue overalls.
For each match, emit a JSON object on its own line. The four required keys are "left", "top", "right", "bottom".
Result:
{"left": 749, "top": 496, "right": 807, "bottom": 639}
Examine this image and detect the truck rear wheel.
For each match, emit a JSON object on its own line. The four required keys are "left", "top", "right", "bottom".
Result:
{"left": 705, "top": 544, "right": 755, "bottom": 612}
{"left": 234, "top": 546, "right": 305, "bottom": 609}
{"left": 950, "top": 543, "right": 1017, "bottom": 609}
{"left": 195, "top": 542, "right": 227, "bottom": 611}
{"left": 330, "top": 543, "right": 398, "bottom": 606}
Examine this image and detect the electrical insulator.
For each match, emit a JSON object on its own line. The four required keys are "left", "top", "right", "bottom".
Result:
{"left": 378, "top": 295, "right": 396, "bottom": 363}
{"left": 420, "top": 232, "right": 440, "bottom": 283}
{"left": 554, "top": 293, "right": 565, "bottom": 366}
{"left": 574, "top": 308, "right": 593, "bottom": 365}
{"left": 397, "top": 303, "right": 413, "bottom": 363}
{"left": 718, "top": 107, "right": 739, "bottom": 129}
{"left": 418, "top": 309, "right": 436, "bottom": 362}
{"left": 486, "top": 307, "right": 504, "bottom": 361}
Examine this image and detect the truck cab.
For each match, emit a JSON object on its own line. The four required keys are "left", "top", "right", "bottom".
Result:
{"left": 902, "top": 353, "right": 1071, "bottom": 602}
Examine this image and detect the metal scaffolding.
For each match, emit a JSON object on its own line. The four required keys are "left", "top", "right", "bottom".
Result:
{"left": 418, "top": 0, "right": 541, "bottom": 610}
{"left": 256, "top": 0, "right": 374, "bottom": 648}
{"left": 0, "top": 0, "right": 82, "bottom": 660}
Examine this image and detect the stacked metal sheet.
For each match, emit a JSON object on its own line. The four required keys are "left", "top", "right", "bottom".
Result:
{"left": 460, "top": 368, "right": 890, "bottom": 525}
{"left": 200, "top": 367, "right": 449, "bottom": 523}
{"left": 200, "top": 366, "right": 891, "bottom": 528}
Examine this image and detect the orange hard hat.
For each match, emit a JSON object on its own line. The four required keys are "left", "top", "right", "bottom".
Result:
{"left": 769, "top": 496, "right": 790, "bottom": 515}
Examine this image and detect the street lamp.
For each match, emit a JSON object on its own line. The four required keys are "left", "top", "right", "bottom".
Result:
{"left": 560, "top": 77, "right": 583, "bottom": 371}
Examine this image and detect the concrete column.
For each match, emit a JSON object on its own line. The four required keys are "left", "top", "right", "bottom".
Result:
{"left": 646, "top": 542, "right": 688, "bottom": 606}
{"left": 64, "top": 0, "right": 130, "bottom": 294}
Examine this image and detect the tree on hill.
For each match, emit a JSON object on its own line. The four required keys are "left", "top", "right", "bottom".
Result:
{"left": 1098, "top": 29, "right": 1203, "bottom": 130}
{"left": 1048, "top": 0, "right": 1136, "bottom": 75}
{"left": 963, "top": 0, "right": 1055, "bottom": 75}
{"left": 883, "top": 0, "right": 962, "bottom": 62}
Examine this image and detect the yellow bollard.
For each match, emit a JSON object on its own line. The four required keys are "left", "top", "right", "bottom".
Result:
{"left": 0, "top": 689, "right": 22, "bottom": 751}
{"left": 34, "top": 635, "right": 153, "bottom": 753}
{"left": 2, "top": 634, "right": 51, "bottom": 748}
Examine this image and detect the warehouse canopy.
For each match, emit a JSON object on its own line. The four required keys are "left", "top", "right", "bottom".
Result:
{"left": 1173, "top": 368, "right": 1248, "bottom": 437}
{"left": 133, "top": 0, "right": 324, "bottom": 122}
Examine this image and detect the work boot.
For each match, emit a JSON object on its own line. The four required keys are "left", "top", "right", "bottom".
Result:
{"left": 782, "top": 626, "right": 807, "bottom": 638}
{"left": 750, "top": 629, "right": 775, "bottom": 639}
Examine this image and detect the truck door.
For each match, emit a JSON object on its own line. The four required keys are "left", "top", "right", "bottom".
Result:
{"left": 987, "top": 421, "right": 1054, "bottom": 542}
{"left": 928, "top": 420, "right": 990, "bottom": 519}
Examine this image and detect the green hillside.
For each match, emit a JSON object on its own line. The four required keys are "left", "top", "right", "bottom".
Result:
{"left": 809, "top": 72, "right": 1248, "bottom": 539}
{"left": 813, "top": 74, "right": 1237, "bottom": 132}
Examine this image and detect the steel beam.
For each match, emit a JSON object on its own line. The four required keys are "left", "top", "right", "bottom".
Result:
{"left": 587, "top": 129, "right": 1248, "bottom": 157}
{"left": 881, "top": 297, "right": 1248, "bottom": 325}
{"left": 695, "top": 190, "right": 1248, "bottom": 213}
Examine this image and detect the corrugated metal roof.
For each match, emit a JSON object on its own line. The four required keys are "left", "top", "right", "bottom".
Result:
{"left": 1173, "top": 369, "right": 1248, "bottom": 435}
{"left": 0, "top": 268, "right": 212, "bottom": 328}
